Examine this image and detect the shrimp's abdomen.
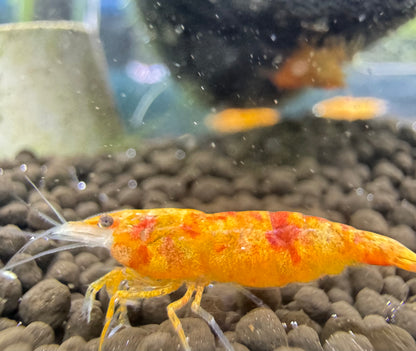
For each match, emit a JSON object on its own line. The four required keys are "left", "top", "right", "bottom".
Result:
{"left": 204, "top": 211, "right": 416, "bottom": 287}
{"left": 203, "top": 211, "right": 356, "bottom": 287}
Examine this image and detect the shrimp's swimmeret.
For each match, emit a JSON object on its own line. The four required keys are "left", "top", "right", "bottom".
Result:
{"left": 4, "top": 208, "right": 416, "bottom": 351}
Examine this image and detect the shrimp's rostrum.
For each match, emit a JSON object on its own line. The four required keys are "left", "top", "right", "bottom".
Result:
{"left": 7, "top": 208, "right": 416, "bottom": 351}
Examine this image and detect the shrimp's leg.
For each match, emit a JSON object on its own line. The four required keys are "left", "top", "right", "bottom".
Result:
{"left": 167, "top": 282, "right": 197, "bottom": 351}
{"left": 84, "top": 267, "right": 167, "bottom": 319}
{"left": 191, "top": 283, "right": 234, "bottom": 351}
{"left": 84, "top": 268, "right": 126, "bottom": 320}
{"left": 234, "top": 285, "right": 265, "bottom": 307}
{"left": 99, "top": 281, "right": 182, "bottom": 351}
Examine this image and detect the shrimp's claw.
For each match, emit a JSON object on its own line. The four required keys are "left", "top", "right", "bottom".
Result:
{"left": 82, "top": 268, "right": 126, "bottom": 322}
{"left": 89, "top": 268, "right": 181, "bottom": 351}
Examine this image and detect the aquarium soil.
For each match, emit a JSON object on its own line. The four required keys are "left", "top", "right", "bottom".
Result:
{"left": 1, "top": 117, "right": 416, "bottom": 350}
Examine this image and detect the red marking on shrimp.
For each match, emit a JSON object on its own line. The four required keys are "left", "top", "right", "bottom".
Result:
{"left": 130, "top": 244, "right": 150, "bottom": 267}
{"left": 265, "top": 226, "right": 301, "bottom": 264}
{"left": 266, "top": 212, "right": 301, "bottom": 264}
{"left": 180, "top": 224, "right": 200, "bottom": 238}
{"left": 131, "top": 216, "right": 156, "bottom": 242}
{"left": 269, "top": 211, "right": 291, "bottom": 227}
{"left": 214, "top": 212, "right": 236, "bottom": 220}
{"left": 215, "top": 244, "right": 227, "bottom": 253}
{"left": 249, "top": 212, "right": 264, "bottom": 221}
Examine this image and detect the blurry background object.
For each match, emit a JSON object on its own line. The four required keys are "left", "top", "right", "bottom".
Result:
{"left": 312, "top": 96, "right": 387, "bottom": 121}
{"left": 98, "top": 0, "right": 206, "bottom": 137}
{"left": 2, "top": 0, "right": 416, "bottom": 156}
{"left": 205, "top": 107, "right": 280, "bottom": 133}
{"left": 282, "top": 17, "right": 416, "bottom": 121}
{"left": 134, "top": 0, "right": 416, "bottom": 109}
{"left": 0, "top": 0, "right": 121, "bottom": 157}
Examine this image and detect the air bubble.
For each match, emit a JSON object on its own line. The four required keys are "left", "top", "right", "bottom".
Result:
{"left": 356, "top": 187, "right": 364, "bottom": 196}
{"left": 128, "top": 179, "right": 137, "bottom": 189}
{"left": 126, "top": 148, "right": 136, "bottom": 159}
{"left": 175, "top": 149, "right": 186, "bottom": 160}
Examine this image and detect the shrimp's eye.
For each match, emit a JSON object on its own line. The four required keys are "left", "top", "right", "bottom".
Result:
{"left": 98, "top": 215, "right": 114, "bottom": 228}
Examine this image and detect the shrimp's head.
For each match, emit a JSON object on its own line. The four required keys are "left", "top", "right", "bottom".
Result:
{"left": 82, "top": 208, "right": 187, "bottom": 278}
{"left": 53, "top": 216, "right": 115, "bottom": 248}
{"left": 1, "top": 212, "right": 121, "bottom": 273}
{"left": 74, "top": 209, "right": 142, "bottom": 249}
{"left": 81, "top": 209, "right": 159, "bottom": 271}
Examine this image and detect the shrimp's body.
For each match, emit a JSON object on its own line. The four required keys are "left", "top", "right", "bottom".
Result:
{"left": 86, "top": 209, "right": 416, "bottom": 287}
{"left": 5, "top": 208, "right": 416, "bottom": 351}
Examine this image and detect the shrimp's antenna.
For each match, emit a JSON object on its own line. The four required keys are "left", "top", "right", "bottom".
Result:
{"left": 3, "top": 242, "right": 90, "bottom": 271}
{"left": 8, "top": 228, "right": 56, "bottom": 262}
{"left": 24, "top": 175, "right": 67, "bottom": 224}
{"left": 13, "top": 195, "right": 61, "bottom": 227}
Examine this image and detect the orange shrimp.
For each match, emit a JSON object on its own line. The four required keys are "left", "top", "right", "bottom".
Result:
{"left": 4, "top": 208, "right": 416, "bottom": 351}
{"left": 204, "top": 107, "right": 280, "bottom": 133}
{"left": 312, "top": 96, "right": 387, "bottom": 120}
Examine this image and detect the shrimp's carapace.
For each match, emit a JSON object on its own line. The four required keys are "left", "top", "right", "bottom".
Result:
{"left": 204, "top": 107, "right": 280, "bottom": 133}
{"left": 312, "top": 95, "right": 387, "bottom": 120}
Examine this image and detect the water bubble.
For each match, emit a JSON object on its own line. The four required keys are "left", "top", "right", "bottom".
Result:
{"left": 126, "top": 148, "right": 136, "bottom": 159}
{"left": 20, "top": 164, "right": 27, "bottom": 172}
{"left": 174, "top": 24, "right": 185, "bottom": 34}
{"left": 356, "top": 187, "right": 364, "bottom": 196}
{"left": 128, "top": 179, "right": 137, "bottom": 189}
{"left": 175, "top": 149, "right": 186, "bottom": 160}
{"left": 358, "top": 14, "right": 366, "bottom": 22}
{"left": 77, "top": 181, "right": 86, "bottom": 191}
{"left": 367, "top": 193, "right": 374, "bottom": 201}
{"left": 39, "top": 177, "right": 46, "bottom": 188}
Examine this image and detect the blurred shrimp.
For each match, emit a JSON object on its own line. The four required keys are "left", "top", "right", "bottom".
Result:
{"left": 204, "top": 107, "right": 280, "bottom": 133}
{"left": 271, "top": 43, "right": 347, "bottom": 90}
{"left": 312, "top": 96, "right": 387, "bottom": 120}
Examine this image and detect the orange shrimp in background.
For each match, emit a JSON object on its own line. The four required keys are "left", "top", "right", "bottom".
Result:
{"left": 4, "top": 207, "right": 416, "bottom": 351}
{"left": 312, "top": 96, "right": 387, "bottom": 121}
{"left": 204, "top": 107, "right": 280, "bottom": 133}
{"left": 271, "top": 43, "right": 347, "bottom": 90}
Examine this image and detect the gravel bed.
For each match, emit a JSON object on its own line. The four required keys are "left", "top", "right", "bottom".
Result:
{"left": 1, "top": 117, "right": 416, "bottom": 350}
